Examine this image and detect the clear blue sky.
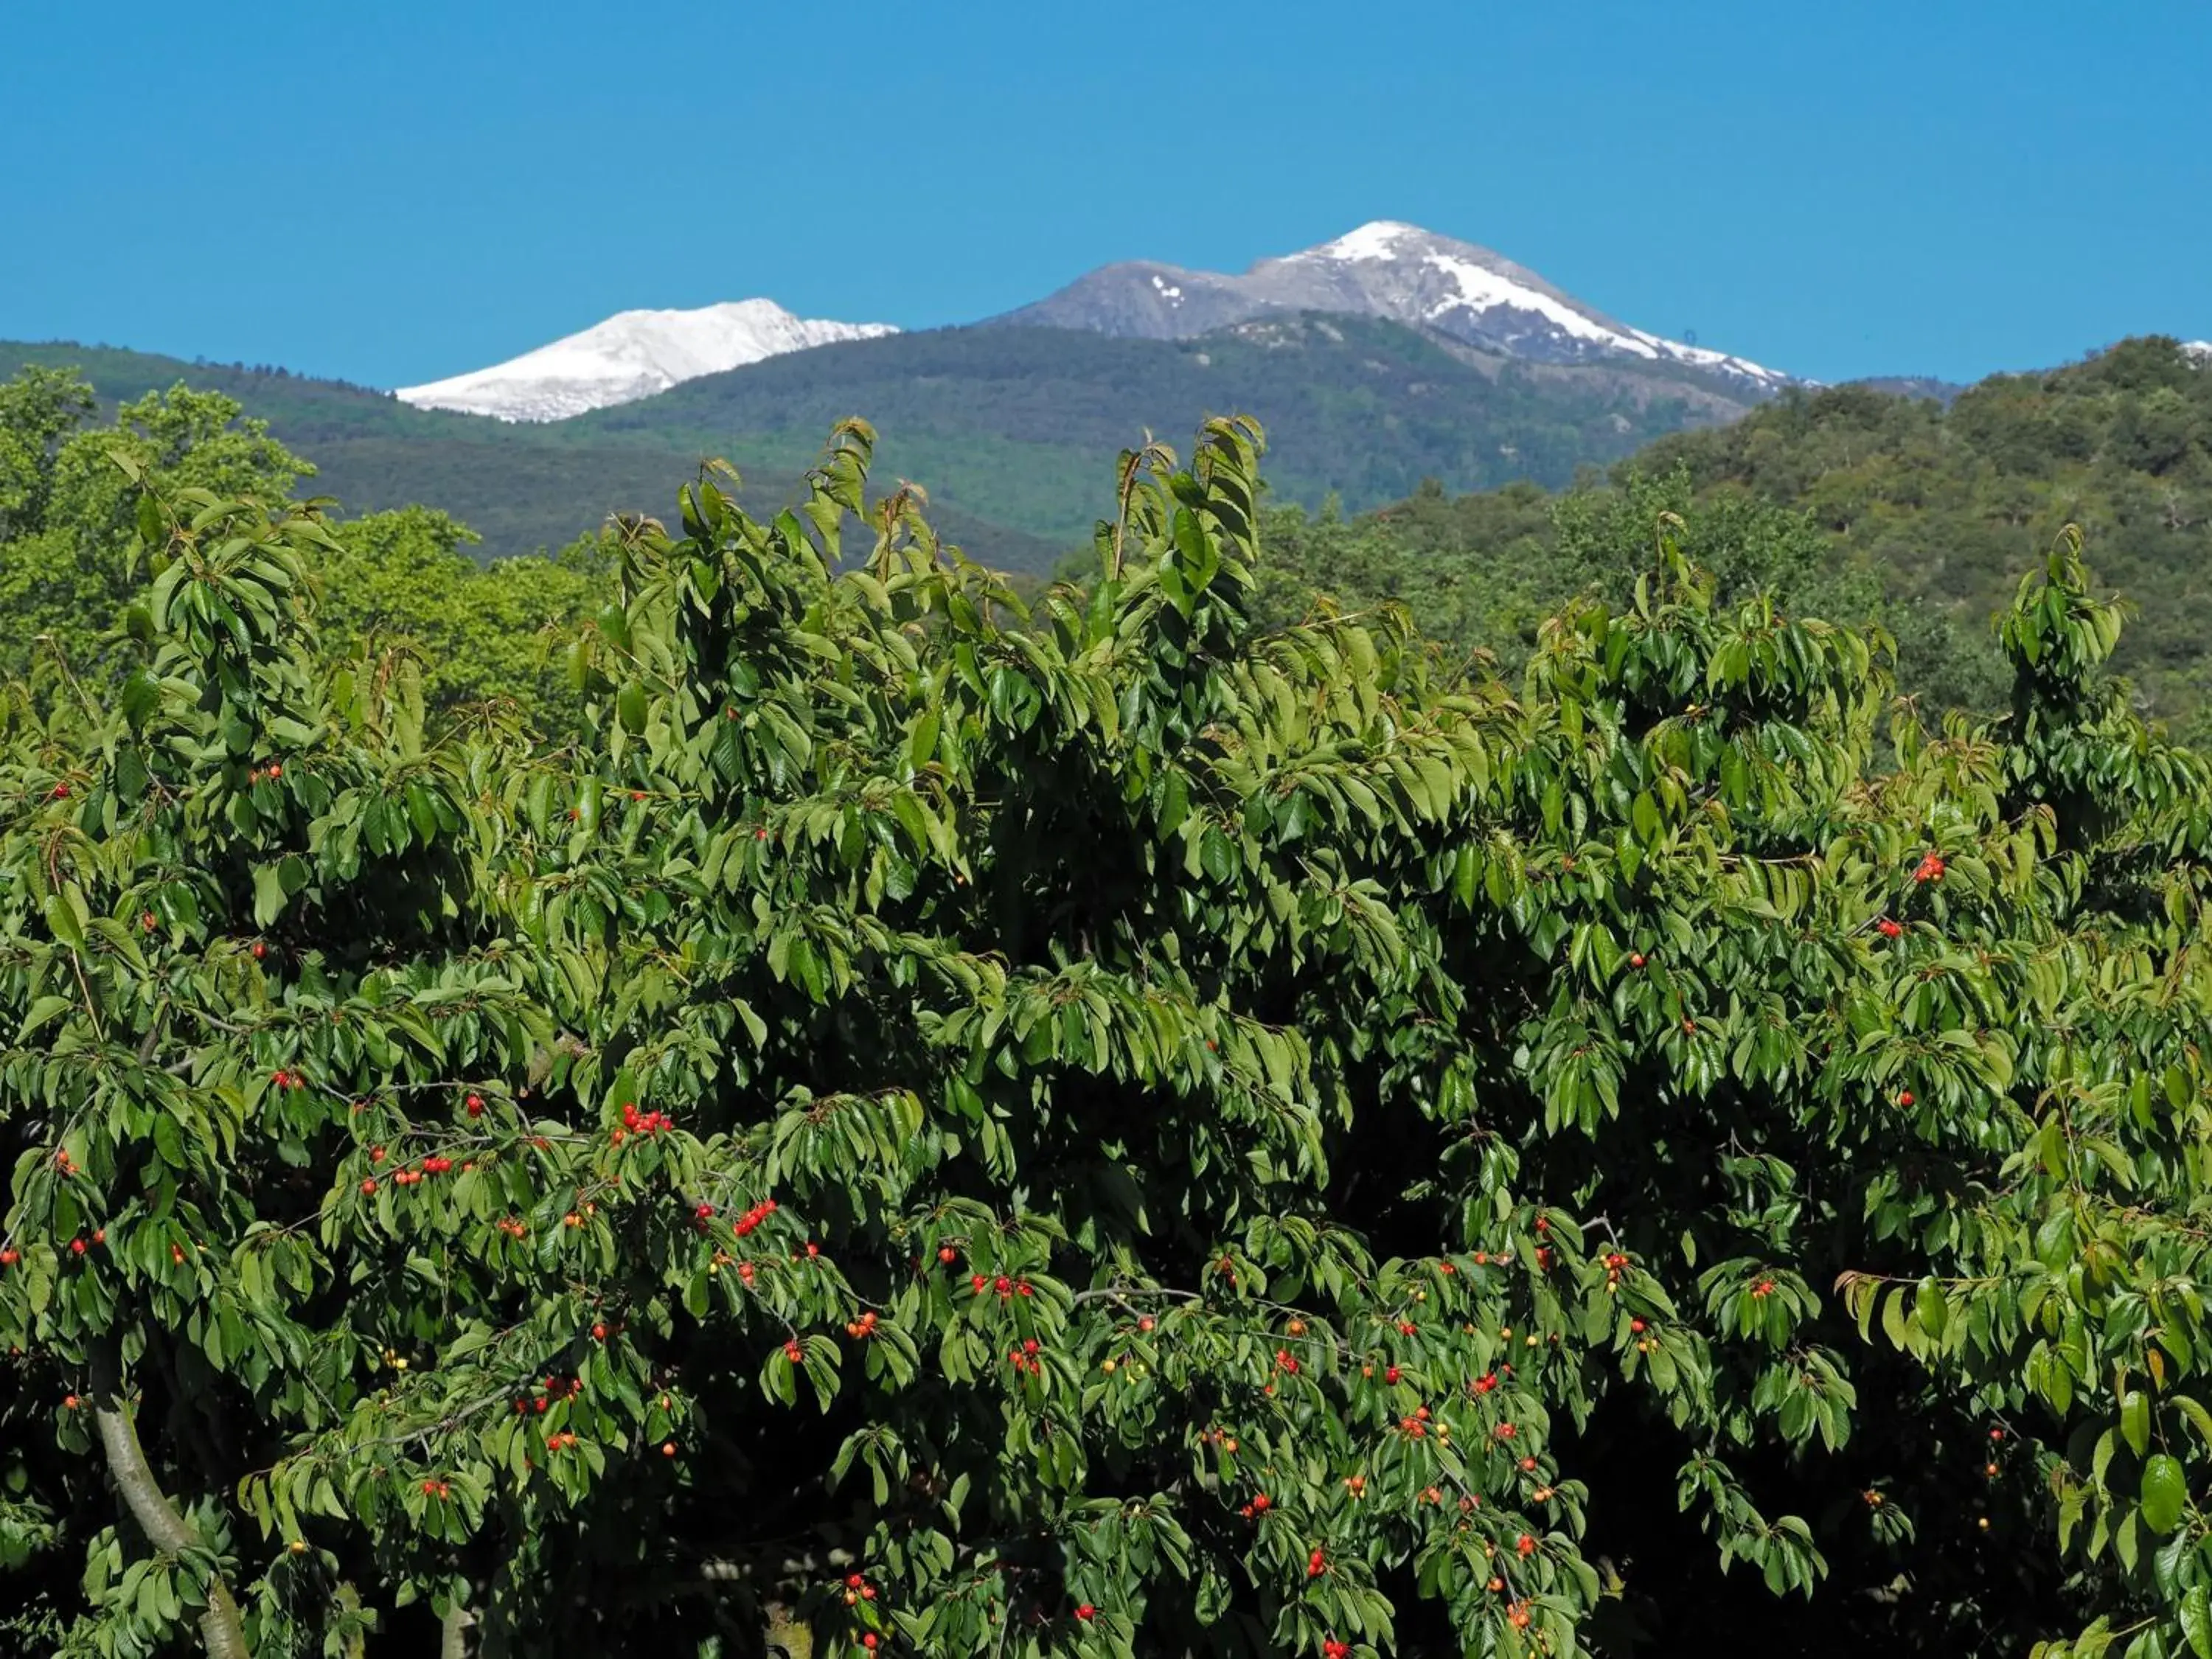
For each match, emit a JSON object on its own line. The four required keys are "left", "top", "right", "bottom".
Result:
{"left": 2, "top": 0, "right": 2205, "bottom": 389}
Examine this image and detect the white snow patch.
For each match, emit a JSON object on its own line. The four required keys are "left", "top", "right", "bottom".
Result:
{"left": 1150, "top": 274, "right": 1184, "bottom": 304}
{"left": 395, "top": 298, "right": 897, "bottom": 422}
{"left": 2183, "top": 341, "right": 2212, "bottom": 365}
{"left": 1297, "top": 220, "right": 1427, "bottom": 262}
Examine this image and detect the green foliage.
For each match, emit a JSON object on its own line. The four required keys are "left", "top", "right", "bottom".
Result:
{"left": 0, "top": 369, "right": 613, "bottom": 734}
{"left": 0, "top": 376, "right": 310, "bottom": 694}
{"left": 313, "top": 507, "right": 602, "bottom": 732}
{"left": 1277, "top": 339, "right": 2212, "bottom": 737}
{"left": 4, "top": 411, "right": 2212, "bottom": 1659}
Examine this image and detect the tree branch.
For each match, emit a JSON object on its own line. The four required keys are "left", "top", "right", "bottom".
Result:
{"left": 88, "top": 1339, "right": 249, "bottom": 1659}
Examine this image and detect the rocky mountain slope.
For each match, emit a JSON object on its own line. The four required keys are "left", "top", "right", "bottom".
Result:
{"left": 989, "top": 220, "right": 1790, "bottom": 395}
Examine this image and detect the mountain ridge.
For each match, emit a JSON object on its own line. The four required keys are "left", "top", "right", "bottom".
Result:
{"left": 987, "top": 220, "right": 1792, "bottom": 397}
{"left": 394, "top": 299, "right": 897, "bottom": 422}
{"left": 378, "top": 221, "right": 1792, "bottom": 423}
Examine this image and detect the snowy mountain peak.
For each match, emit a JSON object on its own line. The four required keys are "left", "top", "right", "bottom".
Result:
{"left": 2184, "top": 341, "right": 2212, "bottom": 366}
{"left": 1300, "top": 220, "right": 1433, "bottom": 262}
{"left": 395, "top": 299, "right": 897, "bottom": 422}
{"left": 990, "top": 222, "right": 1790, "bottom": 395}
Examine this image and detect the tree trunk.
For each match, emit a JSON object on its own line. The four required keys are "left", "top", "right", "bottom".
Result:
{"left": 88, "top": 1341, "right": 250, "bottom": 1659}
{"left": 765, "top": 1601, "right": 813, "bottom": 1659}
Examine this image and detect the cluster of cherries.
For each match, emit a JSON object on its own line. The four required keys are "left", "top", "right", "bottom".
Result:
{"left": 1915, "top": 852, "right": 1947, "bottom": 883}
{"left": 1877, "top": 917, "right": 1904, "bottom": 938}
{"left": 1748, "top": 1277, "right": 1779, "bottom": 1299}
{"left": 1006, "top": 1338, "right": 1043, "bottom": 1376}
{"left": 418, "top": 1478, "right": 453, "bottom": 1500}
{"left": 516, "top": 1374, "right": 584, "bottom": 1416}
{"left": 845, "top": 1310, "right": 880, "bottom": 1341}
{"left": 731, "top": 1198, "right": 779, "bottom": 1238}
{"left": 270, "top": 1069, "right": 307, "bottom": 1092}
{"left": 363, "top": 1150, "right": 467, "bottom": 1194}
{"left": 246, "top": 762, "right": 285, "bottom": 784}
{"left": 614, "top": 1102, "right": 675, "bottom": 1141}
{"left": 971, "top": 1274, "right": 1034, "bottom": 1300}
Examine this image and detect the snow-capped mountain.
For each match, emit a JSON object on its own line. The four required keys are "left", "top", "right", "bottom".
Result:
{"left": 2184, "top": 341, "right": 2212, "bottom": 366}
{"left": 395, "top": 299, "right": 897, "bottom": 422}
{"left": 990, "top": 221, "right": 1789, "bottom": 394}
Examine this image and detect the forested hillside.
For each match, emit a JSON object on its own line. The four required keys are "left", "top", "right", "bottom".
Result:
{"left": 1, "top": 316, "right": 1755, "bottom": 571}
{"left": 0, "top": 341, "right": 1062, "bottom": 572}
{"left": 1267, "top": 337, "right": 2212, "bottom": 738}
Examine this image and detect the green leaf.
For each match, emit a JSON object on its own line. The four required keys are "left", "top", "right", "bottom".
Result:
{"left": 2123, "top": 1391, "right": 2151, "bottom": 1458}
{"left": 2140, "top": 1455, "right": 2188, "bottom": 1535}
{"left": 253, "top": 863, "right": 291, "bottom": 928}
{"left": 2182, "top": 1584, "right": 2212, "bottom": 1659}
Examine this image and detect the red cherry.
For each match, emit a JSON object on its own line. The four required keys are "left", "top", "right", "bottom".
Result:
{"left": 591, "top": 1324, "right": 608, "bottom": 1342}
{"left": 0, "top": 1248, "right": 16, "bottom": 1267}
{"left": 939, "top": 1246, "right": 957, "bottom": 1264}
{"left": 63, "top": 1394, "right": 79, "bottom": 1410}
{"left": 251, "top": 940, "right": 267, "bottom": 960}
{"left": 661, "top": 1441, "right": 676, "bottom": 1457}
{"left": 1075, "top": 1604, "right": 1096, "bottom": 1621}
{"left": 466, "top": 1093, "right": 484, "bottom": 1116}
{"left": 69, "top": 1238, "right": 86, "bottom": 1256}
{"left": 91, "top": 1229, "right": 104, "bottom": 1245}
{"left": 1898, "top": 1090, "right": 1915, "bottom": 1107}
{"left": 1629, "top": 952, "right": 1645, "bottom": 967}
{"left": 847, "top": 1574, "right": 866, "bottom": 1590}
